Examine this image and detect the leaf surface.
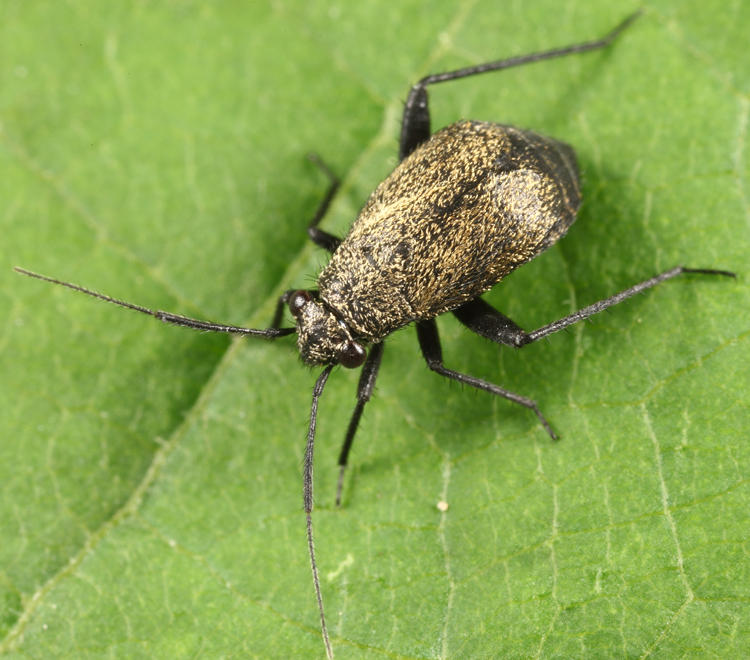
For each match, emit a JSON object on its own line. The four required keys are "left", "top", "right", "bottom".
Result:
{"left": 2, "top": 1, "right": 748, "bottom": 657}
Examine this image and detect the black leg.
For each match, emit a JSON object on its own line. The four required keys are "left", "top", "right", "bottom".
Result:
{"left": 270, "top": 289, "right": 296, "bottom": 329}
{"left": 453, "top": 297, "right": 527, "bottom": 347}
{"left": 399, "top": 11, "right": 641, "bottom": 160}
{"left": 416, "top": 319, "right": 557, "bottom": 439}
{"left": 14, "top": 268, "right": 295, "bottom": 338}
{"left": 306, "top": 153, "right": 342, "bottom": 253}
{"left": 335, "top": 340, "right": 385, "bottom": 506}
{"left": 453, "top": 267, "right": 736, "bottom": 348}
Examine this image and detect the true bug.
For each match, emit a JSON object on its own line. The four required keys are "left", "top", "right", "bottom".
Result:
{"left": 15, "top": 11, "right": 736, "bottom": 658}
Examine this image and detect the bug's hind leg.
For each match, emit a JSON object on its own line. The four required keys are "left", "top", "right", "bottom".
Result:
{"left": 447, "top": 267, "right": 735, "bottom": 436}
{"left": 399, "top": 11, "right": 641, "bottom": 160}
{"left": 416, "top": 319, "right": 557, "bottom": 439}
{"left": 452, "top": 297, "right": 530, "bottom": 348}
{"left": 335, "top": 341, "right": 385, "bottom": 506}
{"left": 306, "top": 153, "right": 342, "bottom": 253}
{"left": 453, "top": 267, "right": 736, "bottom": 348}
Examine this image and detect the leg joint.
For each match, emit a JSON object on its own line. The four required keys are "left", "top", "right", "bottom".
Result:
{"left": 514, "top": 333, "right": 532, "bottom": 348}
{"left": 424, "top": 356, "right": 444, "bottom": 372}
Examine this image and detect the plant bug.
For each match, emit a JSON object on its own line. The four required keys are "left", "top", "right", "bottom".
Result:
{"left": 14, "top": 10, "right": 736, "bottom": 658}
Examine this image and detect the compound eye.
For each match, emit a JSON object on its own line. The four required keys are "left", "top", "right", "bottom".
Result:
{"left": 288, "top": 290, "right": 312, "bottom": 318}
{"left": 338, "top": 340, "right": 366, "bottom": 368}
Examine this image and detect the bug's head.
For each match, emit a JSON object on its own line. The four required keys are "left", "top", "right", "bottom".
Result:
{"left": 287, "top": 290, "right": 367, "bottom": 368}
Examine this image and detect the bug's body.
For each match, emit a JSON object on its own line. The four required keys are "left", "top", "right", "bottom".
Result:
{"left": 319, "top": 120, "right": 580, "bottom": 344}
{"left": 14, "top": 12, "right": 734, "bottom": 659}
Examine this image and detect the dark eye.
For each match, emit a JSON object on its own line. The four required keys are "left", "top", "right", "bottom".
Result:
{"left": 288, "top": 290, "right": 312, "bottom": 318}
{"left": 338, "top": 340, "right": 366, "bottom": 368}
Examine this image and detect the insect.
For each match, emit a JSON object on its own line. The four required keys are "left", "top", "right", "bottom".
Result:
{"left": 15, "top": 11, "right": 736, "bottom": 658}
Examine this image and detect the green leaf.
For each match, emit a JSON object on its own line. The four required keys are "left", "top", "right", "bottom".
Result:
{"left": 2, "top": 1, "right": 747, "bottom": 657}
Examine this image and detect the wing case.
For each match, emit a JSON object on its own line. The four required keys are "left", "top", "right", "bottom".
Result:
{"left": 319, "top": 120, "right": 580, "bottom": 341}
